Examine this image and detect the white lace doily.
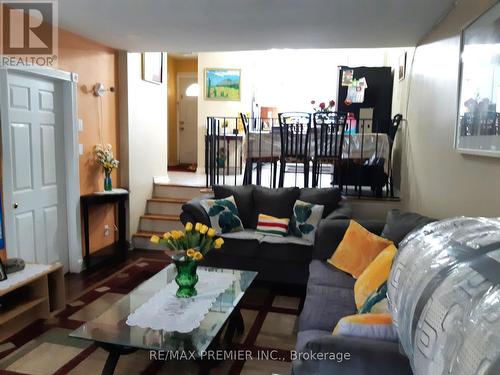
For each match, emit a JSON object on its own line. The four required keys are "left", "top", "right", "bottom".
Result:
{"left": 126, "top": 270, "right": 237, "bottom": 333}
{"left": 0, "top": 263, "right": 52, "bottom": 291}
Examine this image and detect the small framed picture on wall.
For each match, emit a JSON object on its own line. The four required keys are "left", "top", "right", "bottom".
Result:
{"left": 205, "top": 68, "right": 241, "bottom": 101}
{"left": 142, "top": 52, "right": 163, "bottom": 84}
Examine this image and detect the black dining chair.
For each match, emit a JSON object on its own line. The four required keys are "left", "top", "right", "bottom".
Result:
{"left": 278, "top": 112, "right": 312, "bottom": 187}
{"left": 388, "top": 114, "right": 403, "bottom": 143}
{"left": 387, "top": 113, "right": 403, "bottom": 197}
{"left": 312, "top": 111, "right": 347, "bottom": 188}
{"left": 240, "top": 114, "right": 279, "bottom": 187}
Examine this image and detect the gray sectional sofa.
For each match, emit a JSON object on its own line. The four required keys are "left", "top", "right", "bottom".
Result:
{"left": 180, "top": 185, "right": 352, "bottom": 287}
{"left": 182, "top": 185, "right": 436, "bottom": 374}
{"left": 293, "top": 211, "right": 434, "bottom": 375}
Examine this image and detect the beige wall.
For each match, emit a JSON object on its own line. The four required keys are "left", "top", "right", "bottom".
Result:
{"left": 119, "top": 52, "right": 168, "bottom": 236}
{"left": 401, "top": 0, "right": 499, "bottom": 218}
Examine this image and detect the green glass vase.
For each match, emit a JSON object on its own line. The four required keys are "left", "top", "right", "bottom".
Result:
{"left": 104, "top": 172, "right": 112, "bottom": 191}
{"left": 174, "top": 257, "right": 198, "bottom": 298}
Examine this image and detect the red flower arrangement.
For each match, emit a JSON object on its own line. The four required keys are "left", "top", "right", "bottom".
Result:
{"left": 311, "top": 99, "right": 336, "bottom": 112}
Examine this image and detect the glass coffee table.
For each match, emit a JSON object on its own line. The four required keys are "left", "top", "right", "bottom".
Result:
{"left": 70, "top": 265, "right": 257, "bottom": 375}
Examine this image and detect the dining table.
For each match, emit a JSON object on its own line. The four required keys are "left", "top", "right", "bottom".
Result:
{"left": 245, "top": 129, "right": 391, "bottom": 174}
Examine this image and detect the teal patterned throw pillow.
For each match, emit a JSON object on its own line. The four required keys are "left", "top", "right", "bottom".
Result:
{"left": 289, "top": 200, "right": 324, "bottom": 244}
{"left": 200, "top": 195, "right": 244, "bottom": 234}
{"left": 359, "top": 282, "right": 389, "bottom": 314}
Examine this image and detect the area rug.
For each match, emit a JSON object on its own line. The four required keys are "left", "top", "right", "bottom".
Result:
{"left": 0, "top": 258, "right": 302, "bottom": 375}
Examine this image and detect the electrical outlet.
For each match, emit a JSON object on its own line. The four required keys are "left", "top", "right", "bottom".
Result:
{"left": 104, "top": 224, "right": 110, "bottom": 237}
{"left": 78, "top": 118, "right": 84, "bottom": 132}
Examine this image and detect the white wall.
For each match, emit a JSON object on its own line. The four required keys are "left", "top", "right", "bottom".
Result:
{"left": 401, "top": 0, "right": 499, "bottom": 218}
{"left": 119, "top": 52, "right": 168, "bottom": 237}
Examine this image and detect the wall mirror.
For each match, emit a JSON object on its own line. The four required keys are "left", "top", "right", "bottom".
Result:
{"left": 456, "top": 3, "right": 500, "bottom": 156}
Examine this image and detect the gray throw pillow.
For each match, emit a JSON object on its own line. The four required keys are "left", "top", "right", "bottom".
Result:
{"left": 381, "top": 209, "right": 435, "bottom": 245}
{"left": 299, "top": 187, "right": 342, "bottom": 218}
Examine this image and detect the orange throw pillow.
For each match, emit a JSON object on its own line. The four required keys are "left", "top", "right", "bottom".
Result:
{"left": 328, "top": 220, "right": 393, "bottom": 279}
{"left": 354, "top": 244, "right": 397, "bottom": 309}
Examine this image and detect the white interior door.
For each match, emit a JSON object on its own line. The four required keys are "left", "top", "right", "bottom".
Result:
{"left": 178, "top": 76, "right": 198, "bottom": 164}
{"left": 1, "top": 71, "right": 68, "bottom": 269}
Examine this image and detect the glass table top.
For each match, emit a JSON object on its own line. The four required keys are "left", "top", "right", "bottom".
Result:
{"left": 70, "top": 265, "right": 257, "bottom": 355}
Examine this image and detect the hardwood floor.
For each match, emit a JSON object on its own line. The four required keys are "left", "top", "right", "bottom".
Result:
{"left": 64, "top": 249, "right": 168, "bottom": 301}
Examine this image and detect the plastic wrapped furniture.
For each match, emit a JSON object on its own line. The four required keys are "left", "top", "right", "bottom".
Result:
{"left": 388, "top": 217, "right": 500, "bottom": 375}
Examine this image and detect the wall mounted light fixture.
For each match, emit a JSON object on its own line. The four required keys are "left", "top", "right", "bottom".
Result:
{"left": 93, "top": 82, "right": 115, "bottom": 97}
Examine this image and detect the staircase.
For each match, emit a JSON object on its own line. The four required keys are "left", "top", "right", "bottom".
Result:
{"left": 132, "top": 181, "right": 209, "bottom": 250}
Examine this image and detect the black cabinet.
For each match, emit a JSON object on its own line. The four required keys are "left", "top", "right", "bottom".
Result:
{"left": 337, "top": 66, "right": 394, "bottom": 134}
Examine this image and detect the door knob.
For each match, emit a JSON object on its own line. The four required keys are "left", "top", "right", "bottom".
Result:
{"left": 13, "top": 202, "right": 18, "bottom": 209}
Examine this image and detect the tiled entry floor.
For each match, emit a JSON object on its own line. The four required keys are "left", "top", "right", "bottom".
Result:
{"left": 0, "top": 257, "right": 302, "bottom": 375}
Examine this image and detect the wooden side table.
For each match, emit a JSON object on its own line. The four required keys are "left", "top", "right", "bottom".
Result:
{"left": 80, "top": 189, "right": 129, "bottom": 269}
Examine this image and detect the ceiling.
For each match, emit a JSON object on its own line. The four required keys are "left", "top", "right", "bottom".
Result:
{"left": 58, "top": 0, "right": 456, "bottom": 52}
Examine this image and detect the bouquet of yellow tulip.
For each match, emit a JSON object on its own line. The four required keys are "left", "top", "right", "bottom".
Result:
{"left": 151, "top": 222, "right": 224, "bottom": 298}
{"left": 150, "top": 222, "right": 224, "bottom": 262}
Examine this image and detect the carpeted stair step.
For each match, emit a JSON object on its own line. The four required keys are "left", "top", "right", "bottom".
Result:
{"left": 147, "top": 197, "right": 187, "bottom": 216}
{"left": 132, "top": 231, "right": 166, "bottom": 250}
{"left": 139, "top": 214, "right": 184, "bottom": 233}
{"left": 153, "top": 183, "right": 207, "bottom": 200}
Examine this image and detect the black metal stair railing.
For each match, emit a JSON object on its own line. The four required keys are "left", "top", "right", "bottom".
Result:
{"left": 205, "top": 116, "right": 280, "bottom": 188}
{"left": 205, "top": 115, "right": 401, "bottom": 199}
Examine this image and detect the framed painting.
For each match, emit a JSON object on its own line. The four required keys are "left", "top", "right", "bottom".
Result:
{"left": 205, "top": 68, "right": 241, "bottom": 101}
{"left": 398, "top": 52, "right": 406, "bottom": 81}
{"left": 455, "top": 3, "right": 500, "bottom": 156}
{"left": 142, "top": 52, "right": 163, "bottom": 84}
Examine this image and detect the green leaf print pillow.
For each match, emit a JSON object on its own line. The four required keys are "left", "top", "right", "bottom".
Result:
{"left": 289, "top": 200, "right": 324, "bottom": 244}
{"left": 200, "top": 195, "right": 244, "bottom": 234}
